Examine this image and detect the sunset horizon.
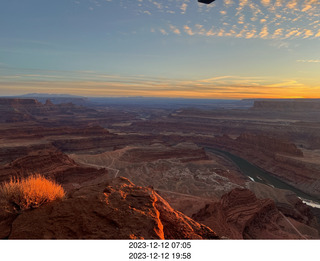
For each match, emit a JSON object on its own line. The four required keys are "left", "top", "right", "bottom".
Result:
{"left": 1, "top": 0, "right": 319, "bottom": 99}
{"left": 2, "top": 1, "right": 320, "bottom": 257}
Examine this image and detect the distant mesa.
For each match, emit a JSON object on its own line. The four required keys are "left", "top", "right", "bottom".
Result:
{"left": 0, "top": 97, "right": 91, "bottom": 123}
{"left": 14, "top": 93, "right": 87, "bottom": 106}
{"left": 21, "top": 93, "right": 84, "bottom": 98}
{"left": 44, "top": 99, "right": 54, "bottom": 106}
{"left": 252, "top": 99, "right": 320, "bottom": 111}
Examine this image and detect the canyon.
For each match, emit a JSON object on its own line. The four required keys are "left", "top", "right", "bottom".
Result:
{"left": 0, "top": 96, "right": 320, "bottom": 239}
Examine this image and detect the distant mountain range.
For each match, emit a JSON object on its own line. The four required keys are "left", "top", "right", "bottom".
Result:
{"left": 20, "top": 93, "right": 85, "bottom": 98}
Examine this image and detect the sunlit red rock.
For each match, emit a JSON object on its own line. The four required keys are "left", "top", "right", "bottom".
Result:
{"left": 1, "top": 177, "right": 218, "bottom": 239}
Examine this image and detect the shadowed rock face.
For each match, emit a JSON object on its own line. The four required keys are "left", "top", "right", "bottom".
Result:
{"left": 0, "top": 149, "right": 108, "bottom": 188}
{"left": 0, "top": 98, "right": 94, "bottom": 123}
{"left": 236, "top": 133, "right": 303, "bottom": 157}
{"left": 210, "top": 133, "right": 320, "bottom": 198}
{"left": 1, "top": 177, "right": 219, "bottom": 239}
{"left": 192, "top": 188, "right": 319, "bottom": 239}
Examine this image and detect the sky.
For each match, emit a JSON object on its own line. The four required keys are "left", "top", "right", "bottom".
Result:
{"left": 0, "top": 0, "right": 319, "bottom": 99}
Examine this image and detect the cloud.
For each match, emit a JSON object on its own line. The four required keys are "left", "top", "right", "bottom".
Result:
{"left": 60, "top": 0, "right": 320, "bottom": 41}
{"left": 238, "top": 15, "right": 245, "bottom": 24}
{"left": 296, "top": 59, "right": 320, "bottom": 63}
{"left": 180, "top": 3, "right": 188, "bottom": 14}
{"left": 270, "top": 40, "right": 290, "bottom": 49}
{"left": 303, "top": 29, "right": 314, "bottom": 38}
{"left": 1, "top": 68, "right": 318, "bottom": 99}
{"left": 224, "top": 0, "right": 234, "bottom": 6}
{"left": 169, "top": 25, "right": 181, "bottom": 35}
{"left": 152, "top": 1, "right": 162, "bottom": 10}
{"left": 183, "top": 25, "right": 194, "bottom": 36}
{"left": 159, "top": 29, "right": 168, "bottom": 35}
{"left": 245, "top": 29, "right": 257, "bottom": 39}
{"left": 285, "top": 29, "right": 301, "bottom": 38}
{"left": 272, "top": 28, "right": 283, "bottom": 38}
{"left": 261, "top": 0, "right": 271, "bottom": 6}
{"left": 259, "top": 26, "right": 269, "bottom": 38}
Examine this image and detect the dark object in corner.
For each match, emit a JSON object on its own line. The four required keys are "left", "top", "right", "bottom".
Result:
{"left": 198, "top": 0, "right": 216, "bottom": 4}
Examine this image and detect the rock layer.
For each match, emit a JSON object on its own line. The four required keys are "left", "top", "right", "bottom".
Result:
{"left": 192, "top": 188, "right": 319, "bottom": 239}
{"left": 2, "top": 177, "right": 218, "bottom": 239}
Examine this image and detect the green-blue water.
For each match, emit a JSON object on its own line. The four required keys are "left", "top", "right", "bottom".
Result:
{"left": 205, "top": 147, "right": 320, "bottom": 204}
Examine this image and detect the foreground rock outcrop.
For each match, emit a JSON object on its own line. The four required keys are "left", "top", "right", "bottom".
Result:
{"left": 192, "top": 188, "right": 319, "bottom": 239}
{"left": 1, "top": 177, "right": 218, "bottom": 239}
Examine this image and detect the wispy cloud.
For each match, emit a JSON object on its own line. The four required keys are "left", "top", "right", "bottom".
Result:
{"left": 180, "top": 3, "right": 188, "bottom": 14}
{"left": 183, "top": 25, "right": 194, "bottom": 36}
{"left": 146, "top": 0, "right": 320, "bottom": 41}
{"left": 296, "top": 59, "right": 320, "bottom": 63}
{"left": 159, "top": 29, "right": 168, "bottom": 35}
{"left": 1, "top": 68, "right": 318, "bottom": 99}
{"left": 169, "top": 25, "right": 181, "bottom": 35}
{"left": 83, "top": 0, "right": 320, "bottom": 41}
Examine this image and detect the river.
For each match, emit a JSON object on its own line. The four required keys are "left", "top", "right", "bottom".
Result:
{"left": 205, "top": 147, "right": 320, "bottom": 208}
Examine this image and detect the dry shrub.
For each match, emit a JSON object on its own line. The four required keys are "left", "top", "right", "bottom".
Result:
{"left": 0, "top": 174, "right": 65, "bottom": 211}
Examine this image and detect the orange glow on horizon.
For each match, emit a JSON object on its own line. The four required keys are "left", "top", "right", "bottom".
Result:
{"left": 0, "top": 79, "right": 319, "bottom": 100}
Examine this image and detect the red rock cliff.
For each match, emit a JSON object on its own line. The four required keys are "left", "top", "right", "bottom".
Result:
{"left": 192, "top": 188, "right": 319, "bottom": 239}
{"left": 0, "top": 177, "right": 219, "bottom": 239}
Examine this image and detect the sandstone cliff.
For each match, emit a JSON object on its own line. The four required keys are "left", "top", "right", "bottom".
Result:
{"left": 192, "top": 188, "right": 319, "bottom": 239}
{"left": 0, "top": 149, "right": 109, "bottom": 188}
{"left": 0, "top": 177, "right": 218, "bottom": 239}
{"left": 210, "top": 133, "right": 320, "bottom": 198}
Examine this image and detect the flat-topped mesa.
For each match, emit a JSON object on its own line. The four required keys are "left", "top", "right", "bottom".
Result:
{"left": 0, "top": 98, "right": 41, "bottom": 122}
{"left": 252, "top": 100, "right": 320, "bottom": 111}
{"left": 0, "top": 98, "right": 94, "bottom": 123}
{"left": 0, "top": 98, "right": 42, "bottom": 107}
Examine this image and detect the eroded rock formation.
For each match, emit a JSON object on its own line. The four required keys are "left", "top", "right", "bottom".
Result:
{"left": 0, "top": 149, "right": 109, "bottom": 189}
{"left": 236, "top": 133, "right": 303, "bottom": 157}
{"left": 1, "top": 177, "right": 218, "bottom": 239}
{"left": 192, "top": 188, "right": 319, "bottom": 239}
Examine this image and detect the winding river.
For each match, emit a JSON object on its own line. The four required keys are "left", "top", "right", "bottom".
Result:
{"left": 205, "top": 147, "right": 320, "bottom": 207}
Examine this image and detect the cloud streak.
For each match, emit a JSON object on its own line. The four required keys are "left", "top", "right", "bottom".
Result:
{"left": 296, "top": 59, "right": 320, "bottom": 63}
{"left": 1, "top": 68, "right": 318, "bottom": 99}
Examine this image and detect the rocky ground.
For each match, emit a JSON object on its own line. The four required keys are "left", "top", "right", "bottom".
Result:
{"left": 0, "top": 177, "right": 218, "bottom": 239}
{"left": 1, "top": 97, "right": 320, "bottom": 239}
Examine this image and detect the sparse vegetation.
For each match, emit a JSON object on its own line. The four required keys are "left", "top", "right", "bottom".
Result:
{"left": 0, "top": 174, "right": 65, "bottom": 211}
